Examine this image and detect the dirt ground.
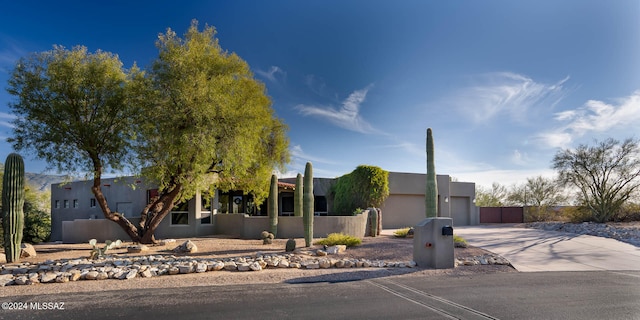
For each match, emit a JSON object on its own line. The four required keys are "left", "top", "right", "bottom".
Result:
{"left": 2, "top": 234, "right": 515, "bottom": 297}
{"left": 18, "top": 235, "right": 488, "bottom": 264}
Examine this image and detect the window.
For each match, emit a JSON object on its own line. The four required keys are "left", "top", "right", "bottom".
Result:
{"left": 90, "top": 198, "right": 96, "bottom": 208}
{"left": 171, "top": 212, "right": 189, "bottom": 225}
{"left": 73, "top": 199, "right": 79, "bottom": 208}
{"left": 171, "top": 201, "right": 189, "bottom": 225}
{"left": 55, "top": 200, "right": 60, "bottom": 209}
{"left": 315, "top": 196, "right": 327, "bottom": 214}
{"left": 63, "top": 200, "right": 69, "bottom": 208}
{"left": 200, "top": 213, "right": 212, "bottom": 224}
{"left": 281, "top": 195, "right": 294, "bottom": 215}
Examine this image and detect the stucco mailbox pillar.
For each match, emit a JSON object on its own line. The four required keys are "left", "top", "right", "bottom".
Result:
{"left": 412, "top": 217, "right": 455, "bottom": 269}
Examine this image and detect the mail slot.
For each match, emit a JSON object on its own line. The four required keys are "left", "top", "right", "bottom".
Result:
{"left": 442, "top": 225, "right": 454, "bottom": 236}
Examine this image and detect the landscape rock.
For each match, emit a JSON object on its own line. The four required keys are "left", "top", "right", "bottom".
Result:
{"left": 325, "top": 245, "right": 347, "bottom": 255}
{"left": 249, "top": 262, "right": 262, "bottom": 271}
{"left": 127, "top": 245, "right": 149, "bottom": 253}
{"left": 174, "top": 240, "right": 198, "bottom": 253}
{"left": 85, "top": 271, "right": 99, "bottom": 280}
{"left": 20, "top": 243, "right": 37, "bottom": 258}
{"left": 40, "top": 272, "right": 57, "bottom": 283}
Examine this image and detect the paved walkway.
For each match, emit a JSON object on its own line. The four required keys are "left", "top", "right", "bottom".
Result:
{"left": 454, "top": 224, "right": 640, "bottom": 272}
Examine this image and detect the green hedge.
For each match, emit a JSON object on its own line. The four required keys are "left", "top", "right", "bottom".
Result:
{"left": 332, "top": 165, "right": 389, "bottom": 215}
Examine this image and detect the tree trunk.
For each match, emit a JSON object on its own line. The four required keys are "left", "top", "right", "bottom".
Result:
{"left": 91, "top": 169, "right": 142, "bottom": 243}
{"left": 138, "top": 183, "right": 183, "bottom": 244}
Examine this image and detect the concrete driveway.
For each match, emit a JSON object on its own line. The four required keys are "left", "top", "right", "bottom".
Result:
{"left": 454, "top": 224, "right": 640, "bottom": 272}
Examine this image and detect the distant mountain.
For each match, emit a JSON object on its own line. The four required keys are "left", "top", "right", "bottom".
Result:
{"left": 25, "top": 172, "right": 71, "bottom": 191}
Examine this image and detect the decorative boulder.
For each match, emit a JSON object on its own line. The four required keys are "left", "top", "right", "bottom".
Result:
{"left": 20, "top": 243, "right": 37, "bottom": 258}
{"left": 173, "top": 240, "right": 198, "bottom": 253}
{"left": 325, "top": 245, "right": 347, "bottom": 255}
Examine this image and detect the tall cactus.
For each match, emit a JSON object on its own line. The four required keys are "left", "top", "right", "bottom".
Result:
{"left": 369, "top": 208, "right": 378, "bottom": 237}
{"left": 426, "top": 128, "right": 438, "bottom": 218}
{"left": 303, "top": 162, "right": 314, "bottom": 247}
{"left": 268, "top": 174, "right": 278, "bottom": 237}
{"left": 2, "top": 153, "right": 25, "bottom": 263}
{"left": 294, "top": 173, "right": 303, "bottom": 217}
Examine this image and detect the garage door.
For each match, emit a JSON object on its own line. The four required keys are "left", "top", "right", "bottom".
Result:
{"left": 381, "top": 195, "right": 425, "bottom": 229}
{"left": 451, "top": 196, "right": 470, "bottom": 226}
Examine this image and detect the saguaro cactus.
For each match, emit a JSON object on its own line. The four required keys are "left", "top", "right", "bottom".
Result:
{"left": 294, "top": 173, "right": 303, "bottom": 217}
{"left": 303, "top": 162, "right": 314, "bottom": 247}
{"left": 2, "top": 153, "right": 25, "bottom": 263}
{"left": 268, "top": 174, "right": 278, "bottom": 237}
{"left": 426, "top": 128, "right": 438, "bottom": 218}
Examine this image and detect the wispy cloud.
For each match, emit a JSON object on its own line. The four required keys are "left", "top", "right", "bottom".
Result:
{"left": 276, "top": 144, "right": 342, "bottom": 178}
{"left": 0, "top": 112, "right": 16, "bottom": 128}
{"left": 296, "top": 84, "right": 380, "bottom": 134}
{"left": 452, "top": 72, "right": 569, "bottom": 123}
{"left": 290, "top": 144, "right": 337, "bottom": 165}
{"left": 0, "top": 36, "right": 28, "bottom": 74}
{"left": 376, "top": 141, "right": 423, "bottom": 157}
{"left": 255, "top": 66, "right": 285, "bottom": 83}
{"left": 536, "top": 90, "right": 640, "bottom": 148}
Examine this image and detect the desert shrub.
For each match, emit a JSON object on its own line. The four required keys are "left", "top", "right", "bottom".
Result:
{"left": 524, "top": 206, "right": 567, "bottom": 222}
{"left": 393, "top": 227, "right": 411, "bottom": 238}
{"left": 558, "top": 206, "right": 593, "bottom": 223}
{"left": 314, "top": 233, "right": 362, "bottom": 247}
{"left": 23, "top": 210, "right": 51, "bottom": 244}
{"left": 612, "top": 202, "right": 640, "bottom": 222}
{"left": 453, "top": 235, "right": 467, "bottom": 248}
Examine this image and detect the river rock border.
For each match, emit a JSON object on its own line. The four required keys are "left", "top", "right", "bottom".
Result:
{"left": 0, "top": 248, "right": 511, "bottom": 287}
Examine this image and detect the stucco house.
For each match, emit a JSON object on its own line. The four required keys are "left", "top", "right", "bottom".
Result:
{"left": 51, "top": 172, "right": 478, "bottom": 243}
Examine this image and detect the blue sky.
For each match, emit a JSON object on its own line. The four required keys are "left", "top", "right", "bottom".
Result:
{"left": 0, "top": 0, "right": 639, "bottom": 187}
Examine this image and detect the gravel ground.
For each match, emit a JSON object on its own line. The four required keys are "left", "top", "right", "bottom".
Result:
{"left": 2, "top": 234, "right": 514, "bottom": 297}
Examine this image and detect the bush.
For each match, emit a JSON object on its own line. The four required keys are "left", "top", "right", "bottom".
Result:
{"left": 558, "top": 206, "right": 593, "bottom": 223}
{"left": 612, "top": 202, "right": 640, "bottom": 222}
{"left": 453, "top": 235, "right": 468, "bottom": 248}
{"left": 314, "top": 233, "right": 362, "bottom": 247}
{"left": 23, "top": 210, "right": 51, "bottom": 244}
{"left": 393, "top": 227, "right": 411, "bottom": 238}
{"left": 524, "top": 206, "right": 567, "bottom": 222}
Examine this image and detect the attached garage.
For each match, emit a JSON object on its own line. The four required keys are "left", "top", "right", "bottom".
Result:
{"left": 381, "top": 194, "right": 425, "bottom": 229}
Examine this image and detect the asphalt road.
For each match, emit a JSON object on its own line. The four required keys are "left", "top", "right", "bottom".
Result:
{"left": 3, "top": 271, "right": 639, "bottom": 320}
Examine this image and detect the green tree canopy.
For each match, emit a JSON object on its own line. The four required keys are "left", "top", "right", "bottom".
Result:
{"left": 332, "top": 165, "right": 389, "bottom": 214}
{"left": 7, "top": 20, "right": 289, "bottom": 243}
{"left": 552, "top": 138, "right": 640, "bottom": 223}
{"left": 474, "top": 182, "right": 508, "bottom": 207}
{"left": 506, "top": 176, "right": 567, "bottom": 207}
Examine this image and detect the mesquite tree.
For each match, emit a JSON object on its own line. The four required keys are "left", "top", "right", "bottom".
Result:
{"left": 7, "top": 21, "right": 289, "bottom": 243}
{"left": 553, "top": 138, "right": 640, "bottom": 223}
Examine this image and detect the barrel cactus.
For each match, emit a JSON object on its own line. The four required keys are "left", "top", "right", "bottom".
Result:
{"left": 426, "top": 128, "right": 437, "bottom": 218}
{"left": 268, "top": 174, "right": 278, "bottom": 237}
{"left": 285, "top": 238, "right": 296, "bottom": 252}
{"left": 294, "top": 173, "right": 303, "bottom": 217}
{"left": 2, "top": 153, "right": 25, "bottom": 263}
{"left": 303, "top": 162, "right": 314, "bottom": 247}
